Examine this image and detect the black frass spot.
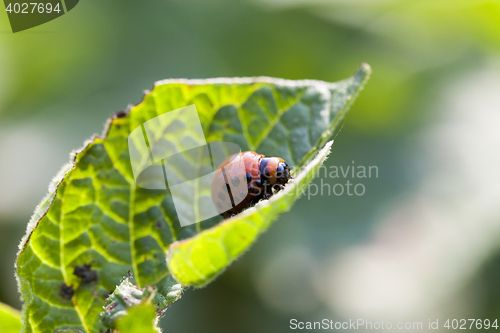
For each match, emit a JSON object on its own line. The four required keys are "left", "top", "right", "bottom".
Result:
{"left": 74, "top": 264, "right": 98, "bottom": 283}
{"left": 113, "top": 110, "right": 128, "bottom": 119}
{"left": 61, "top": 284, "right": 74, "bottom": 299}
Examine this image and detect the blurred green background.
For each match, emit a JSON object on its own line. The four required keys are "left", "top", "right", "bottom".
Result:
{"left": 1, "top": 0, "right": 500, "bottom": 332}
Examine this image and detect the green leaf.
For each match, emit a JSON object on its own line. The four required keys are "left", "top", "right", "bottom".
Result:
{"left": 101, "top": 274, "right": 156, "bottom": 329}
{"left": 16, "top": 63, "right": 370, "bottom": 333}
{"left": 0, "top": 302, "right": 22, "bottom": 333}
{"left": 103, "top": 275, "right": 163, "bottom": 333}
{"left": 101, "top": 273, "right": 181, "bottom": 329}
{"left": 116, "top": 304, "right": 159, "bottom": 333}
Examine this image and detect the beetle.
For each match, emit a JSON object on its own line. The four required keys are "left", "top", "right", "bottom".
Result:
{"left": 211, "top": 151, "right": 291, "bottom": 218}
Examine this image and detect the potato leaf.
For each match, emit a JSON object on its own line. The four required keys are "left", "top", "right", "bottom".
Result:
{"left": 101, "top": 273, "right": 170, "bottom": 331}
{"left": 116, "top": 304, "right": 159, "bottom": 333}
{"left": 16, "top": 63, "right": 370, "bottom": 333}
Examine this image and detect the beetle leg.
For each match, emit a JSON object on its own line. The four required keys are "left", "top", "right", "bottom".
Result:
{"left": 262, "top": 183, "right": 270, "bottom": 198}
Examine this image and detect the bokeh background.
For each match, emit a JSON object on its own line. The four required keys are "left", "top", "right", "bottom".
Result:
{"left": 1, "top": 0, "right": 500, "bottom": 332}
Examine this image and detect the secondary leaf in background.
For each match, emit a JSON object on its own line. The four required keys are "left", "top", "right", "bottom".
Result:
{"left": 16, "top": 63, "right": 370, "bottom": 333}
{"left": 0, "top": 302, "right": 22, "bottom": 333}
{"left": 116, "top": 304, "right": 159, "bottom": 333}
{"left": 101, "top": 273, "right": 181, "bottom": 329}
{"left": 101, "top": 274, "right": 156, "bottom": 329}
